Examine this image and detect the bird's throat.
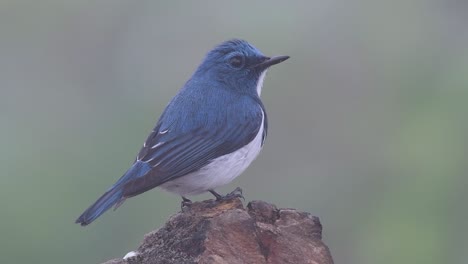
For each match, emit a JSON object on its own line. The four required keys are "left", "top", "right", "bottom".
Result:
{"left": 256, "top": 70, "right": 267, "bottom": 96}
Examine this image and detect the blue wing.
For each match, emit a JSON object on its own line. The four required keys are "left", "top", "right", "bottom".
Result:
{"left": 121, "top": 92, "right": 266, "bottom": 198}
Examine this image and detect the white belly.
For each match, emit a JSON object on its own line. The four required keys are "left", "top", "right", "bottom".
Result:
{"left": 160, "top": 113, "right": 264, "bottom": 196}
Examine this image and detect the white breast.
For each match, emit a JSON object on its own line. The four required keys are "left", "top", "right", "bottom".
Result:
{"left": 160, "top": 113, "right": 265, "bottom": 196}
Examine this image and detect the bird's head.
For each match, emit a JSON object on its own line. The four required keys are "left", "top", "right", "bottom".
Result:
{"left": 193, "top": 39, "right": 289, "bottom": 96}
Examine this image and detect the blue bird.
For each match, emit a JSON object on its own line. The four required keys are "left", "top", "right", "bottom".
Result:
{"left": 76, "top": 39, "right": 289, "bottom": 226}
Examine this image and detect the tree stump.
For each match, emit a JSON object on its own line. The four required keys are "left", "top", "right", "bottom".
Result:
{"left": 102, "top": 198, "right": 334, "bottom": 264}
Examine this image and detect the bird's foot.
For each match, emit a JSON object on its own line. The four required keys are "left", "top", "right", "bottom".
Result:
{"left": 225, "top": 187, "right": 244, "bottom": 200}
{"left": 209, "top": 187, "right": 244, "bottom": 201}
{"left": 181, "top": 196, "right": 192, "bottom": 209}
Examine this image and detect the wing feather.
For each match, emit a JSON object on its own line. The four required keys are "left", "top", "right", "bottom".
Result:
{"left": 121, "top": 109, "right": 264, "bottom": 198}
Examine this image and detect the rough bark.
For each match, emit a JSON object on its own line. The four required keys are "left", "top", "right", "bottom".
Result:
{"left": 102, "top": 198, "right": 334, "bottom": 264}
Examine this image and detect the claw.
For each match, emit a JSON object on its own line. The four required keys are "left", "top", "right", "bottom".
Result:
{"left": 181, "top": 196, "right": 192, "bottom": 209}
{"left": 226, "top": 187, "right": 244, "bottom": 200}
{"left": 209, "top": 187, "right": 244, "bottom": 201}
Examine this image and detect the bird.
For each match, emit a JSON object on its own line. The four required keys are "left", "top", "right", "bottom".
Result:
{"left": 75, "top": 39, "right": 289, "bottom": 226}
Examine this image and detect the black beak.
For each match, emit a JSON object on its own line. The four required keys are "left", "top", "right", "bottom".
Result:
{"left": 253, "top": 55, "right": 290, "bottom": 69}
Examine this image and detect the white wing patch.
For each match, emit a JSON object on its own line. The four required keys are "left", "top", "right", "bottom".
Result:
{"left": 151, "top": 141, "right": 165, "bottom": 149}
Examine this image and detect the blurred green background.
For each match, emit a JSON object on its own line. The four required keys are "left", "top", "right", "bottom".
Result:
{"left": 1, "top": 1, "right": 467, "bottom": 263}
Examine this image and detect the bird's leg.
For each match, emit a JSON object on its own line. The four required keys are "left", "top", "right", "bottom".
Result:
{"left": 208, "top": 190, "right": 223, "bottom": 200}
{"left": 209, "top": 187, "right": 244, "bottom": 201}
{"left": 181, "top": 196, "right": 192, "bottom": 209}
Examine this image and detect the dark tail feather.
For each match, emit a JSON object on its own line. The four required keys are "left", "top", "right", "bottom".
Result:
{"left": 75, "top": 186, "right": 124, "bottom": 226}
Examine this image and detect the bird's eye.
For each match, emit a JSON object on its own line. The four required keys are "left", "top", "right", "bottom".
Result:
{"left": 229, "top": 55, "right": 244, "bottom": 68}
